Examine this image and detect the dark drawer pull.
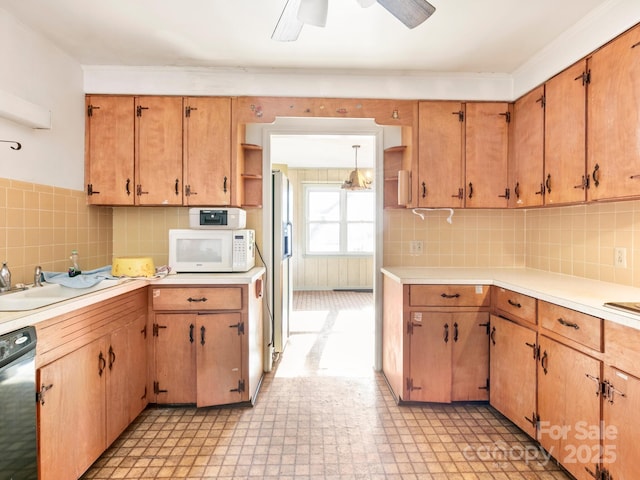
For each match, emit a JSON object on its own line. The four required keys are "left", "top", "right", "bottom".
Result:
{"left": 557, "top": 318, "right": 580, "bottom": 330}
{"left": 508, "top": 299, "right": 522, "bottom": 308}
{"left": 187, "top": 297, "right": 208, "bottom": 303}
{"left": 441, "top": 293, "right": 460, "bottom": 299}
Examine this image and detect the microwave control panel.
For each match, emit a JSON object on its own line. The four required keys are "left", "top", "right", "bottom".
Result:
{"left": 232, "top": 230, "right": 255, "bottom": 269}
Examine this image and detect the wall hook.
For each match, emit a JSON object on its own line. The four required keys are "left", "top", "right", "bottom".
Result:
{"left": 1, "top": 140, "right": 22, "bottom": 150}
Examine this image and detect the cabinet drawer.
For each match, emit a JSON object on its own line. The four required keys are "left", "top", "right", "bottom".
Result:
{"left": 493, "top": 287, "right": 536, "bottom": 325}
{"left": 539, "top": 301, "right": 602, "bottom": 351}
{"left": 409, "top": 285, "right": 490, "bottom": 307}
{"left": 604, "top": 321, "right": 640, "bottom": 376}
{"left": 152, "top": 287, "right": 243, "bottom": 311}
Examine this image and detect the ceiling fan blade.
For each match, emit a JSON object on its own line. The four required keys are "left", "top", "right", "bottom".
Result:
{"left": 376, "top": 0, "right": 436, "bottom": 28}
{"left": 272, "top": 0, "right": 304, "bottom": 41}
{"left": 356, "top": 0, "right": 376, "bottom": 7}
{"left": 298, "top": 0, "right": 328, "bottom": 27}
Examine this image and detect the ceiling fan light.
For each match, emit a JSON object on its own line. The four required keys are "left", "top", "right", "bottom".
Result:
{"left": 297, "top": 0, "right": 329, "bottom": 27}
{"left": 272, "top": 0, "right": 304, "bottom": 41}
{"left": 376, "top": 0, "right": 436, "bottom": 29}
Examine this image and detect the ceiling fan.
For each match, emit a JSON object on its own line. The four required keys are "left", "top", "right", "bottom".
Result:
{"left": 272, "top": 0, "right": 436, "bottom": 42}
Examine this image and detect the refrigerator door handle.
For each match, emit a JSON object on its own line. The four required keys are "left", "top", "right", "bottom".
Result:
{"left": 284, "top": 221, "right": 293, "bottom": 259}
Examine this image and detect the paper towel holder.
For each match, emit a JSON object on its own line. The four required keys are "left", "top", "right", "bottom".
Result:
{"left": 398, "top": 170, "right": 411, "bottom": 206}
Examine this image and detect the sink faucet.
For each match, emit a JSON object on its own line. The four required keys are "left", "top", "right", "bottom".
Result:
{"left": 34, "top": 265, "right": 43, "bottom": 287}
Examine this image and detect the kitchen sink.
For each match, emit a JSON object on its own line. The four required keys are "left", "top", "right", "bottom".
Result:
{"left": 0, "top": 279, "right": 121, "bottom": 311}
{"left": 604, "top": 302, "right": 640, "bottom": 315}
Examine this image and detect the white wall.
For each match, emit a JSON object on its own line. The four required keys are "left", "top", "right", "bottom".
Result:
{"left": 0, "top": 9, "right": 85, "bottom": 190}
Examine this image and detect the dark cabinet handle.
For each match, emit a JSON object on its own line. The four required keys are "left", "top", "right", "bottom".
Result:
{"left": 490, "top": 326, "right": 496, "bottom": 345}
{"left": 200, "top": 326, "right": 206, "bottom": 346}
{"left": 441, "top": 293, "right": 460, "bottom": 299}
{"left": 175, "top": 179, "right": 180, "bottom": 195}
{"left": 444, "top": 324, "right": 449, "bottom": 343}
{"left": 98, "top": 351, "right": 106, "bottom": 376}
{"left": 592, "top": 163, "right": 600, "bottom": 187}
{"left": 514, "top": 182, "right": 520, "bottom": 199}
{"left": 187, "top": 297, "right": 208, "bottom": 303}
{"left": 545, "top": 174, "right": 551, "bottom": 194}
{"left": 108, "top": 345, "right": 116, "bottom": 370}
{"left": 125, "top": 178, "right": 131, "bottom": 196}
{"left": 508, "top": 299, "right": 522, "bottom": 308}
{"left": 557, "top": 318, "right": 580, "bottom": 330}
{"left": 468, "top": 182, "right": 473, "bottom": 199}
{"left": 540, "top": 350, "right": 549, "bottom": 375}
{"left": 224, "top": 176, "right": 228, "bottom": 193}
{"left": 422, "top": 182, "right": 426, "bottom": 198}
{"left": 189, "top": 324, "right": 194, "bottom": 343}
{"left": 453, "top": 322, "right": 459, "bottom": 342}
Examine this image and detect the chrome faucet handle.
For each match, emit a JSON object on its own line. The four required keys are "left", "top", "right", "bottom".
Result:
{"left": 34, "top": 265, "right": 43, "bottom": 287}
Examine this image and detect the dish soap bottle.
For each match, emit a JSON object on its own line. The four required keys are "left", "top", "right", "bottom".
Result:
{"left": 68, "top": 250, "right": 81, "bottom": 277}
{"left": 0, "top": 262, "right": 11, "bottom": 291}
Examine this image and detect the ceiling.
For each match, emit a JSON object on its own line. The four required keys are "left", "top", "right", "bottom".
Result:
{"left": 1, "top": 0, "right": 609, "bottom": 73}
{"left": 0, "top": 0, "right": 612, "bottom": 168}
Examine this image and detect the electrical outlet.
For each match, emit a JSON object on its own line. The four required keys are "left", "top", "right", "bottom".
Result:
{"left": 614, "top": 247, "right": 627, "bottom": 268}
{"left": 409, "top": 240, "right": 423, "bottom": 255}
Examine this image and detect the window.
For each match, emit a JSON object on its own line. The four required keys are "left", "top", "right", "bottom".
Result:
{"left": 304, "top": 184, "right": 374, "bottom": 255}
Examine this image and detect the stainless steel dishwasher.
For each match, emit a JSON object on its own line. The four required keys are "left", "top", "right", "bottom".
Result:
{"left": 0, "top": 326, "right": 37, "bottom": 480}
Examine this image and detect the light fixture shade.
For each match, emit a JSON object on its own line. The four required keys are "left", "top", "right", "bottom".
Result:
{"left": 298, "top": 0, "right": 328, "bottom": 27}
{"left": 342, "top": 145, "right": 372, "bottom": 190}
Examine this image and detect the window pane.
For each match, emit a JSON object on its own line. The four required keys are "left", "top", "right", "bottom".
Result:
{"left": 308, "top": 223, "right": 340, "bottom": 252}
{"left": 346, "top": 191, "right": 374, "bottom": 221}
{"left": 347, "top": 223, "right": 374, "bottom": 253}
{"left": 308, "top": 191, "right": 340, "bottom": 221}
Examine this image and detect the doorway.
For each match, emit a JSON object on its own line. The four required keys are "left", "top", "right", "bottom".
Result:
{"left": 249, "top": 117, "right": 393, "bottom": 374}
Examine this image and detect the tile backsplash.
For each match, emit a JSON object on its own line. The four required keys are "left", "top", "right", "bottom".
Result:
{"left": 3, "top": 177, "right": 640, "bottom": 289}
{"left": 0, "top": 178, "right": 113, "bottom": 285}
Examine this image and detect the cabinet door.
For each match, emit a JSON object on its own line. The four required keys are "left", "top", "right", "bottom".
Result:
{"left": 465, "top": 102, "right": 510, "bottom": 208}
{"left": 38, "top": 341, "right": 106, "bottom": 480}
{"left": 196, "top": 312, "right": 244, "bottom": 407}
{"left": 184, "top": 97, "right": 232, "bottom": 206}
{"left": 545, "top": 61, "right": 588, "bottom": 205}
{"left": 602, "top": 365, "right": 640, "bottom": 480}
{"left": 85, "top": 95, "right": 135, "bottom": 205}
{"left": 417, "top": 101, "right": 465, "bottom": 207}
{"left": 452, "top": 312, "right": 489, "bottom": 401}
{"left": 105, "top": 323, "right": 131, "bottom": 446}
{"left": 587, "top": 24, "right": 640, "bottom": 201}
{"left": 537, "top": 336, "right": 601, "bottom": 480}
{"left": 135, "top": 96, "right": 183, "bottom": 205}
{"left": 510, "top": 87, "right": 544, "bottom": 208}
{"left": 154, "top": 313, "right": 197, "bottom": 404}
{"left": 489, "top": 315, "right": 537, "bottom": 438}
{"left": 407, "top": 311, "right": 452, "bottom": 403}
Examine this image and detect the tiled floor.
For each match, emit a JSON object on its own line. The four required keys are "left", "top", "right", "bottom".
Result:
{"left": 82, "top": 291, "right": 570, "bottom": 480}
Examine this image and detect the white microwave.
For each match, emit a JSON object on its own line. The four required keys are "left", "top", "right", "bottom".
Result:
{"left": 168, "top": 229, "right": 255, "bottom": 273}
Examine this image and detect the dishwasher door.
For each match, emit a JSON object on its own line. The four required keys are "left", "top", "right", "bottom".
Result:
{"left": 0, "top": 326, "right": 37, "bottom": 480}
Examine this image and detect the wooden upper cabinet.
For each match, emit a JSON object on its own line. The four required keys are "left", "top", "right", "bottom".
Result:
{"left": 545, "top": 60, "right": 588, "bottom": 205}
{"left": 85, "top": 96, "right": 135, "bottom": 205}
{"left": 135, "top": 96, "right": 183, "bottom": 205}
{"left": 509, "top": 86, "right": 545, "bottom": 208}
{"left": 417, "top": 101, "right": 465, "bottom": 207}
{"left": 183, "top": 97, "right": 232, "bottom": 206}
{"left": 465, "top": 102, "right": 510, "bottom": 208}
{"left": 587, "top": 24, "right": 640, "bottom": 201}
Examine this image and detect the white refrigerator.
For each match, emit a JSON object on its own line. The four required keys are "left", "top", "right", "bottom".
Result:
{"left": 272, "top": 170, "right": 293, "bottom": 355}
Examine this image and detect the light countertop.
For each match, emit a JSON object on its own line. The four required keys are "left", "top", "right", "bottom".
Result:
{"left": 0, "top": 267, "right": 266, "bottom": 336}
{"left": 381, "top": 266, "right": 640, "bottom": 330}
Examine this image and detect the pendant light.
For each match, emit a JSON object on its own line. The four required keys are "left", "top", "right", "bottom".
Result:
{"left": 342, "top": 145, "right": 372, "bottom": 190}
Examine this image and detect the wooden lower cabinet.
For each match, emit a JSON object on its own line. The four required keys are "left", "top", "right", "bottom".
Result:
{"left": 151, "top": 282, "right": 264, "bottom": 407}
{"left": 601, "top": 364, "right": 640, "bottom": 480}
{"left": 537, "top": 336, "right": 601, "bottom": 480}
{"left": 154, "top": 311, "right": 244, "bottom": 406}
{"left": 37, "top": 290, "right": 149, "bottom": 480}
{"left": 407, "top": 311, "right": 489, "bottom": 402}
{"left": 489, "top": 314, "right": 537, "bottom": 438}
